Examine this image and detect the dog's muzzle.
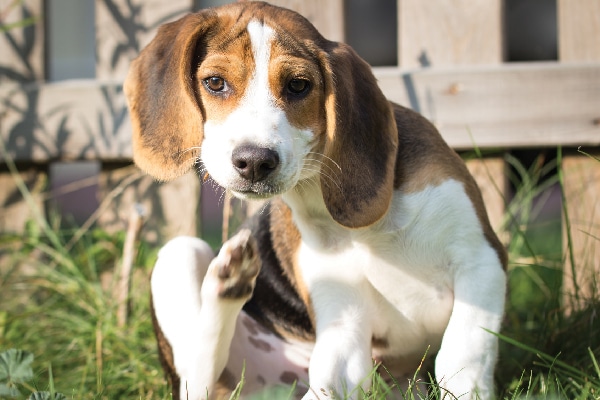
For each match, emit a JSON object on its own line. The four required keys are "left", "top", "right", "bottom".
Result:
{"left": 229, "top": 145, "right": 282, "bottom": 198}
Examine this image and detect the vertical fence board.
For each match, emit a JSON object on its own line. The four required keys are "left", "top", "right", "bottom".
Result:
{"left": 0, "top": 0, "right": 45, "bottom": 82}
{"left": 267, "top": 0, "right": 345, "bottom": 42}
{"left": 0, "top": 167, "right": 46, "bottom": 234}
{"left": 1, "top": 0, "right": 45, "bottom": 236}
{"left": 558, "top": 0, "right": 600, "bottom": 310}
{"left": 95, "top": 0, "right": 192, "bottom": 80}
{"left": 558, "top": 0, "right": 600, "bottom": 62}
{"left": 561, "top": 153, "right": 600, "bottom": 310}
{"left": 465, "top": 157, "right": 507, "bottom": 241}
{"left": 397, "top": 0, "right": 503, "bottom": 68}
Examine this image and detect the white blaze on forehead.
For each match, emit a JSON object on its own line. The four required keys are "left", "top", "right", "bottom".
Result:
{"left": 246, "top": 20, "right": 275, "bottom": 109}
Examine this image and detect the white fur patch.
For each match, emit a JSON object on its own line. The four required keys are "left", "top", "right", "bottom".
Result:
{"left": 151, "top": 236, "right": 251, "bottom": 400}
{"left": 285, "top": 179, "right": 506, "bottom": 399}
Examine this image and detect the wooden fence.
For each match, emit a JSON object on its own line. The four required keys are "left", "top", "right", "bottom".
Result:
{"left": 1, "top": 0, "right": 599, "bottom": 308}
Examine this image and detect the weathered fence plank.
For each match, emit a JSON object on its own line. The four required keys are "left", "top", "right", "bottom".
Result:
{"left": 95, "top": 0, "right": 192, "bottom": 80}
{"left": 0, "top": 0, "right": 44, "bottom": 82}
{"left": 561, "top": 152, "right": 600, "bottom": 310}
{"left": 558, "top": 0, "right": 600, "bottom": 62}
{"left": 0, "top": 166, "right": 46, "bottom": 233}
{"left": 267, "top": 0, "right": 344, "bottom": 42}
{"left": 375, "top": 63, "right": 600, "bottom": 149}
{"left": 0, "top": 81, "right": 131, "bottom": 162}
{"left": 96, "top": 166, "right": 201, "bottom": 243}
{"left": 397, "top": 0, "right": 503, "bottom": 68}
{"left": 558, "top": 0, "right": 600, "bottom": 310}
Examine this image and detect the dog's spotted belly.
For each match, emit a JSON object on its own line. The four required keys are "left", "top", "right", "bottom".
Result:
{"left": 225, "top": 312, "right": 312, "bottom": 393}
{"left": 367, "top": 274, "right": 454, "bottom": 375}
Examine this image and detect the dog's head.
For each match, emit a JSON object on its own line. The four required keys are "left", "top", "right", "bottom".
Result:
{"left": 125, "top": 1, "right": 398, "bottom": 228}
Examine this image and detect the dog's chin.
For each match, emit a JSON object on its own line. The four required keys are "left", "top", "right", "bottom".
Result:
{"left": 230, "top": 189, "right": 276, "bottom": 200}
{"left": 227, "top": 179, "right": 295, "bottom": 201}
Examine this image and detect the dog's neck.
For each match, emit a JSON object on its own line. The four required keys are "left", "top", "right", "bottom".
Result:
{"left": 281, "top": 176, "right": 354, "bottom": 250}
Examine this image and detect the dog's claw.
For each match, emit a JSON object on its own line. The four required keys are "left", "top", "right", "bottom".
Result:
{"left": 211, "top": 229, "right": 260, "bottom": 300}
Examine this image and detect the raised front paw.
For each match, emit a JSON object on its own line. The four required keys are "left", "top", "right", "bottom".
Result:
{"left": 209, "top": 229, "right": 260, "bottom": 300}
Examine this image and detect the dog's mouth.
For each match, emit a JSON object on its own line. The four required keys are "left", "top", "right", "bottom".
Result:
{"left": 229, "top": 180, "right": 289, "bottom": 200}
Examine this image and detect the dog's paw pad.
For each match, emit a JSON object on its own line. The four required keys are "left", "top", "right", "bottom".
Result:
{"left": 211, "top": 229, "right": 260, "bottom": 299}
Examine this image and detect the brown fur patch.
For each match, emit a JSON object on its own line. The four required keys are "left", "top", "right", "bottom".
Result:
{"left": 248, "top": 336, "right": 274, "bottom": 352}
{"left": 242, "top": 315, "right": 260, "bottom": 336}
{"left": 372, "top": 335, "right": 389, "bottom": 349}
{"left": 213, "top": 368, "right": 237, "bottom": 400}
{"left": 280, "top": 370, "right": 300, "bottom": 385}
{"left": 149, "top": 293, "right": 180, "bottom": 399}
{"left": 125, "top": 12, "right": 213, "bottom": 181}
{"left": 269, "top": 199, "right": 316, "bottom": 327}
{"left": 195, "top": 52, "right": 251, "bottom": 124}
{"left": 317, "top": 43, "right": 399, "bottom": 228}
{"left": 268, "top": 51, "right": 326, "bottom": 137}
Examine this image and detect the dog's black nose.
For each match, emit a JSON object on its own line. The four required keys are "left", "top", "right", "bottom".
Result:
{"left": 232, "top": 145, "right": 280, "bottom": 182}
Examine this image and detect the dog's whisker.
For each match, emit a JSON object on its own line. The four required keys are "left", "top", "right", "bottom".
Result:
{"left": 171, "top": 155, "right": 201, "bottom": 168}
{"left": 301, "top": 166, "right": 342, "bottom": 193}
{"left": 173, "top": 146, "right": 203, "bottom": 162}
{"left": 294, "top": 178, "right": 313, "bottom": 196}
{"left": 306, "top": 151, "right": 342, "bottom": 172}
{"left": 181, "top": 146, "right": 203, "bottom": 154}
{"left": 302, "top": 159, "right": 342, "bottom": 183}
{"left": 258, "top": 201, "right": 271, "bottom": 216}
{"left": 303, "top": 157, "right": 343, "bottom": 181}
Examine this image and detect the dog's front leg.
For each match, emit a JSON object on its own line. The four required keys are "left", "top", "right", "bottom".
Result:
{"left": 151, "top": 230, "right": 259, "bottom": 400}
{"left": 435, "top": 256, "right": 506, "bottom": 400}
{"left": 302, "top": 282, "right": 373, "bottom": 400}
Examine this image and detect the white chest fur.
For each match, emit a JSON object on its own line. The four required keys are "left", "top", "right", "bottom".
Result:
{"left": 285, "top": 178, "right": 490, "bottom": 362}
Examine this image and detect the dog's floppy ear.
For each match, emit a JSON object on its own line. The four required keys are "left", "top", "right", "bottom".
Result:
{"left": 318, "top": 43, "right": 398, "bottom": 228}
{"left": 125, "top": 12, "right": 214, "bottom": 181}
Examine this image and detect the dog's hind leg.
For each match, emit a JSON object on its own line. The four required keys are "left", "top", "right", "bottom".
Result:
{"left": 150, "top": 229, "right": 260, "bottom": 400}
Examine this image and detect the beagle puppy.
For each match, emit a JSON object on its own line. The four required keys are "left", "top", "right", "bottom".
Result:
{"left": 125, "top": 2, "right": 507, "bottom": 399}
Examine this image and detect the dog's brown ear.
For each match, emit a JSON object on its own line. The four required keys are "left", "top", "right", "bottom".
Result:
{"left": 125, "top": 12, "right": 214, "bottom": 181}
{"left": 319, "top": 43, "right": 398, "bottom": 228}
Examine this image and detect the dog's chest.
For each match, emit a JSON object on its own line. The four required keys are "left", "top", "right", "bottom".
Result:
{"left": 298, "top": 236, "right": 454, "bottom": 335}
{"left": 295, "top": 213, "right": 456, "bottom": 358}
{"left": 283, "top": 179, "right": 484, "bottom": 359}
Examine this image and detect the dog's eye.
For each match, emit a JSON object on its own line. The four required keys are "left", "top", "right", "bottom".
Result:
{"left": 204, "top": 76, "right": 227, "bottom": 93}
{"left": 287, "top": 79, "right": 310, "bottom": 96}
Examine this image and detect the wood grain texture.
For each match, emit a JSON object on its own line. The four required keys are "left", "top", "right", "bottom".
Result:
{"left": 558, "top": 0, "right": 600, "bottom": 62}
{"left": 376, "top": 63, "right": 600, "bottom": 149}
{"left": 465, "top": 157, "right": 507, "bottom": 240}
{"left": 558, "top": 0, "right": 600, "bottom": 310}
{"left": 95, "top": 0, "right": 191, "bottom": 79}
{"left": 561, "top": 153, "right": 600, "bottom": 311}
{"left": 0, "top": 0, "right": 45, "bottom": 81}
{"left": 267, "top": 0, "right": 345, "bottom": 42}
{"left": 397, "top": 0, "right": 503, "bottom": 67}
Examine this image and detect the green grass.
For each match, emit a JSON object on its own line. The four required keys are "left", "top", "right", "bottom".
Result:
{"left": 0, "top": 152, "right": 599, "bottom": 399}
{"left": 0, "top": 224, "right": 167, "bottom": 399}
